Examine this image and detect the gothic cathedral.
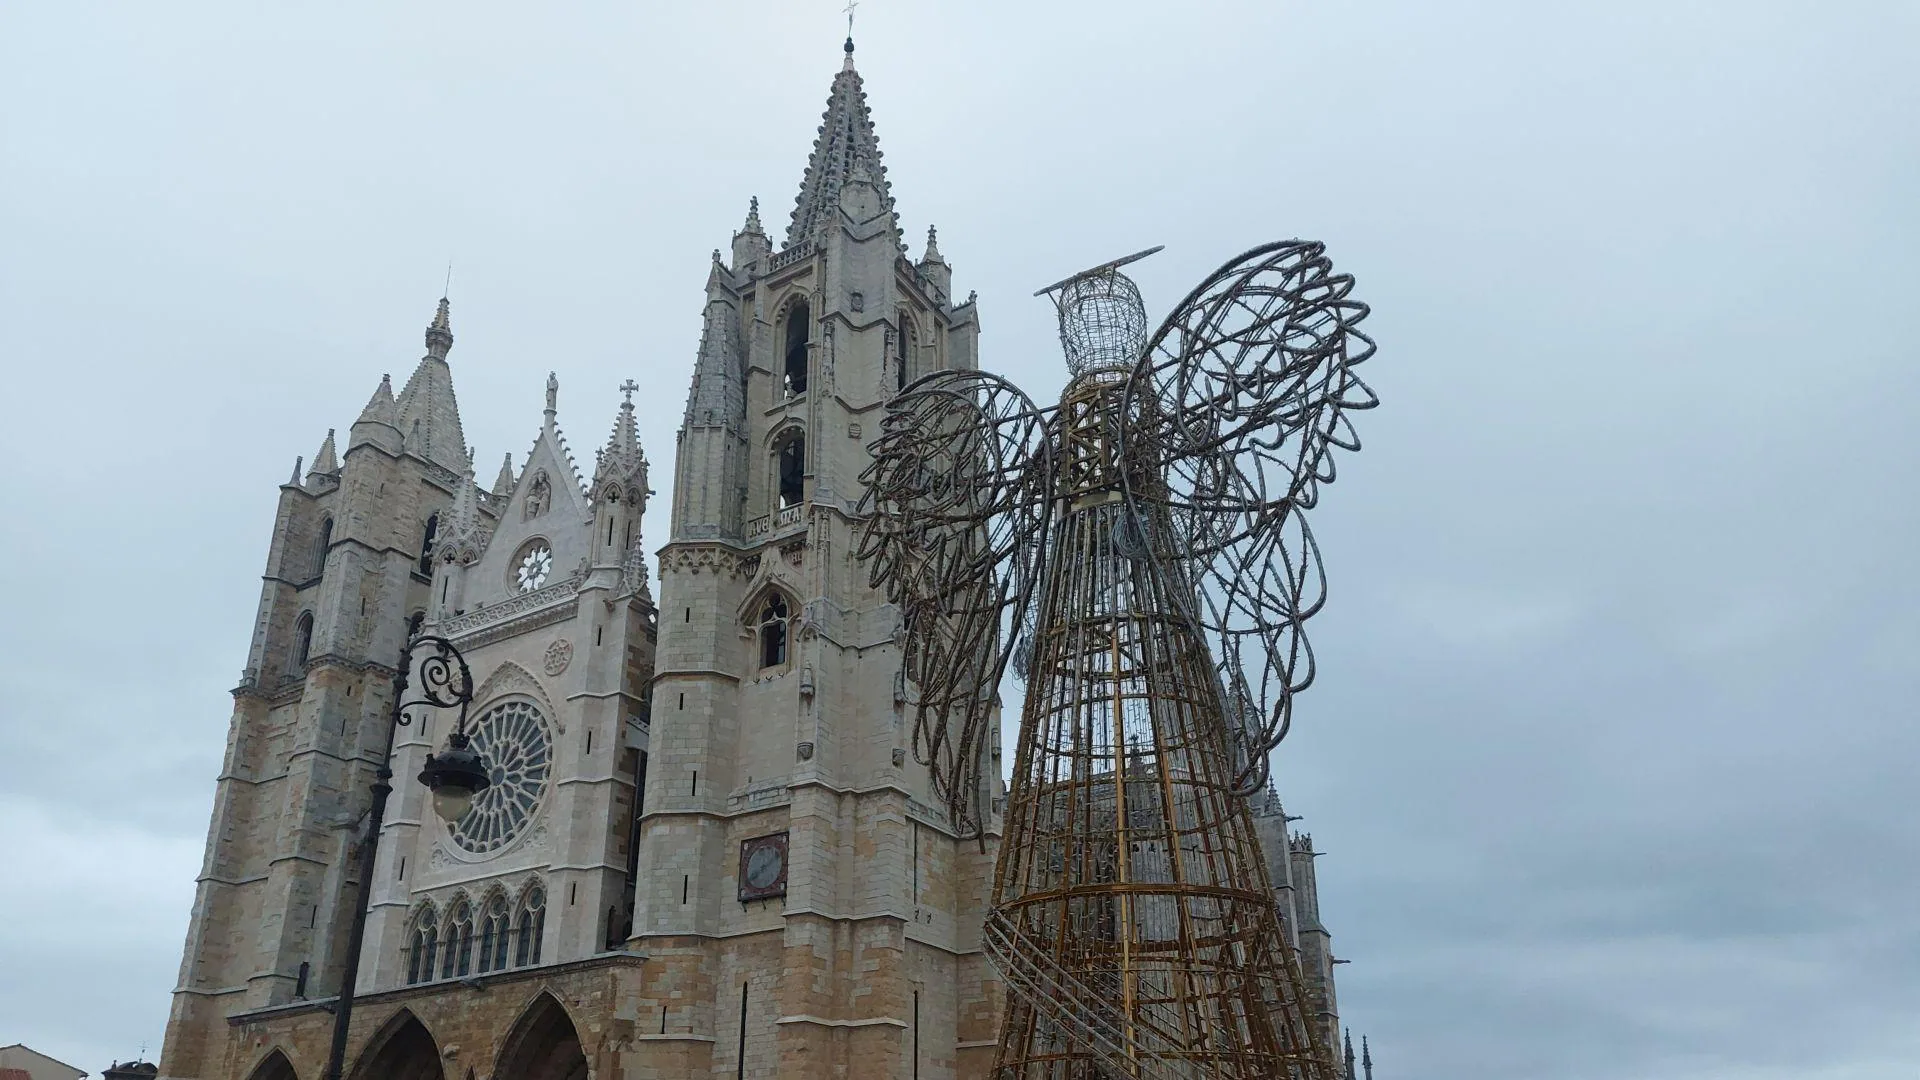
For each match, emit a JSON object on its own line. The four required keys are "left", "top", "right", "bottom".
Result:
{"left": 157, "top": 41, "right": 1344, "bottom": 1080}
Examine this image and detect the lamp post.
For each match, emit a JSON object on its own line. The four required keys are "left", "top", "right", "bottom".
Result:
{"left": 323, "top": 630, "right": 491, "bottom": 1080}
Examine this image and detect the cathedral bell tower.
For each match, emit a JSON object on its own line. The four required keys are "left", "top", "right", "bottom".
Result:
{"left": 632, "top": 38, "right": 1003, "bottom": 1080}
{"left": 160, "top": 300, "right": 471, "bottom": 1079}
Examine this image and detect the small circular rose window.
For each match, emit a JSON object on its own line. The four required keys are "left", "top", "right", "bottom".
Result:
{"left": 449, "top": 700, "right": 552, "bottom": 854}
{"left": 515, "top": 542, "right": 553, "bottom": 592}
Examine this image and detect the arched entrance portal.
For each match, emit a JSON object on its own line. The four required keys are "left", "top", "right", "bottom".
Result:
{"left": 348, "top": 1009, "right": 445, "bottom": 1080}
{"left": 244, "top": 1049, "right": 298, "bottom": 1080}
{"left": 494, "top": 992, "right": 589, "bottom": 1080}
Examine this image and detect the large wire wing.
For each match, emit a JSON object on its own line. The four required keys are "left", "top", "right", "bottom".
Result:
{"left": 1119, "top": 240, "right": 1378, "bottom": 796}
{"left": 856, "top": 369, "right": 1054, "bottom": 837}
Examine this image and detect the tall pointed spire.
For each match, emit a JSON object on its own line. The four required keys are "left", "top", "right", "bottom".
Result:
{"left": 394, "top": 297, "right": 470, "bottom": 473}
{"left": 1361, "top": 1036, "right": 1372, "bottom": 1080}
{"left": 1343, "top": 1029, "right": 1356, "bottom": 1079}
{"left": 786, "top": 40, "right": 895, "bottom": 246}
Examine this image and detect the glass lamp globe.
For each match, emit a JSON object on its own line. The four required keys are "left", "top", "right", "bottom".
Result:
{"left": 431, "top": 786, "right": 476, "bottom": 824}
{"left": 419, "top": 735, "right": 490, "bottom": 825}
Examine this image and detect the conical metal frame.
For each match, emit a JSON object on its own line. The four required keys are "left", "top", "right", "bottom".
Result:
{"left": 986, "top": 371, "right": 1335, "bottom": 1079}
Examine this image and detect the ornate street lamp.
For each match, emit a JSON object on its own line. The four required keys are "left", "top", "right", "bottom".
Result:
{"left": 323, "top": 630, "right": 489, "bottom": 1080}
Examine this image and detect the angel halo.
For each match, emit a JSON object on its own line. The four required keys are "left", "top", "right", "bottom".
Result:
{"left": 857, "top": 239, "right": 1377, "bottom": 1078}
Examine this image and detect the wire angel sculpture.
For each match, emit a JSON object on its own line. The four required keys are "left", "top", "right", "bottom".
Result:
{"left": 858, "top": 240, "right": 1376, "bottom": 1078}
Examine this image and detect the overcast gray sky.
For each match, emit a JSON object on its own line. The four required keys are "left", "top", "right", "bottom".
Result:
{"left": 3, "top": 2, "right": 1916, "bottom": 1076}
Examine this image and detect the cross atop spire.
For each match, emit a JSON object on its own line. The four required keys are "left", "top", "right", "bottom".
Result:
{"left": 786, "top": 40, "right": 894, "bottom": 246}
{"left": 596, "top": 379, "right": 648, "bottom": 489}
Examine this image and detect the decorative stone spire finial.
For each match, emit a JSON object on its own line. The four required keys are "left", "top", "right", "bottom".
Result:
{"left": 918, "top": 223, "right": 952, "bottom": 298}
{"left": 732, "top": 195, "right": 772, "bottom": 268}
{"left": 491, "top": 451, "right": 516, "bottom": 499}
{"left": 357, "top": 374, "right": 397, "bottom": 425}
{"left": 438, "top": 459, "right": 490, "bottom": 567}
{"left": 1362, "top": 1036, "right": 1372, "bottom": 1080}
{"left": 424, "top": 296, "right": 453, "bottom": 360}
{"left": 306, "top": 429, "right": 339, "bottom": 482}
{"left": 289, "top": 456, "right": 303, "bottom": 485}
{"left": 595, "top": 379, "right": 649, "bottom": 491}
{"left": 1343, "top": 1029, "right": 1356, "bottom": 1079}
{"left": 843, "top": 0, "right": 858, "bottom": 69}
{"left": 545, "top": 371, "right": 559, "bottom": 417}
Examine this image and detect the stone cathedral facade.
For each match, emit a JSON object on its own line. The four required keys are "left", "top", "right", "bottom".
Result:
{"left": 157, "top": 41, "right": 1349, "bottom": 1080}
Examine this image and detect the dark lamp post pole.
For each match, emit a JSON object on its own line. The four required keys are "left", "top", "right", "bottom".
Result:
{"left": 322, "top": 631, "right": 489, "bottom": 1080}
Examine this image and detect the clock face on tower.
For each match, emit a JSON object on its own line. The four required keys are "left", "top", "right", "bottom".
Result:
{"left": 515, "top": 543, "right": 553, "bottom": 592}
{"left": 738, "top": 832, "right": 790, "bottom": 902}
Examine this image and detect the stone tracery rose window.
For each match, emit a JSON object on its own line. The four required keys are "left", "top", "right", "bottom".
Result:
{"left": 449, "top": 700, "right": 552, "bottom": 854}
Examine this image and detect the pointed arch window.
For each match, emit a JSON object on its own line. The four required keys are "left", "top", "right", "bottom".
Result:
{"left": 758, "top": 594, "right": 790, "bottom": 670}
{"left": 290, "top": 612, "right": 314, "bottom": 674}
{"left": 406, "top": 904, "right": 440, "bottom": 985}
{"left": 514, "top": 885, "right": 547, "bottom": 967}
{"left": 313, "top": 516, "right": 333, "bottom": 578}
{"left": 776, "top": 432, "right": 806, "bottom": 509}
{"left": 783, "top": 300, "right": 810, "bottom": 396}
{"left": 417, "top": 514, "right": 439, "bottom": 575}
{"left": 895, "top": 318, "right": 913, "bottom": 393}
{"left": 442, "top": 899, "right": 474, "bottom": 979}
{"left": 478, "top": 893, "right": 511, "bottom": 973}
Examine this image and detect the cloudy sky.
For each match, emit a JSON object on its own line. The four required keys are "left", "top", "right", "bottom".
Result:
{"left": 3, "top": 2, "right": 1916, "bottom": 1076}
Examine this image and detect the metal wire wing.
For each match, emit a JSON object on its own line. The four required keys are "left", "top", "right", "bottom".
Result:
{"left": 856, "top": 369, "right": 1055, "bottom": 837}
{"left": 1119, "top": 239, "right": 1378, "bottom": 797}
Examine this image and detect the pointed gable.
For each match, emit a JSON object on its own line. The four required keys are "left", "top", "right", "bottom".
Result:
{"left": 460, "top": 374, "right": 593, "bottom": 610}
{"left": 786, "top": 43, "right": 895, "bottom": 247}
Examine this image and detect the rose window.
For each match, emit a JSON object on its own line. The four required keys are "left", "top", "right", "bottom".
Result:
{"left": 516, "top": 544, "right": 553, "bottom": 592}
{"left": 448, "top": 700, "right": 552, "bottom": 854}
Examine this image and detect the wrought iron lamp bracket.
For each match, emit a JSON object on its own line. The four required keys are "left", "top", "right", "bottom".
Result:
{"left": 395, "top": 633, "right": 476, "bottom": 732}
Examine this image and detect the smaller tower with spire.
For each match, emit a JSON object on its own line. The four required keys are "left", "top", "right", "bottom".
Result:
{"left": 732, "top": 196, "right": 770, "bottom": 269}
{"left": 590, "top": 378, "right": 651, "bottom": 587}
